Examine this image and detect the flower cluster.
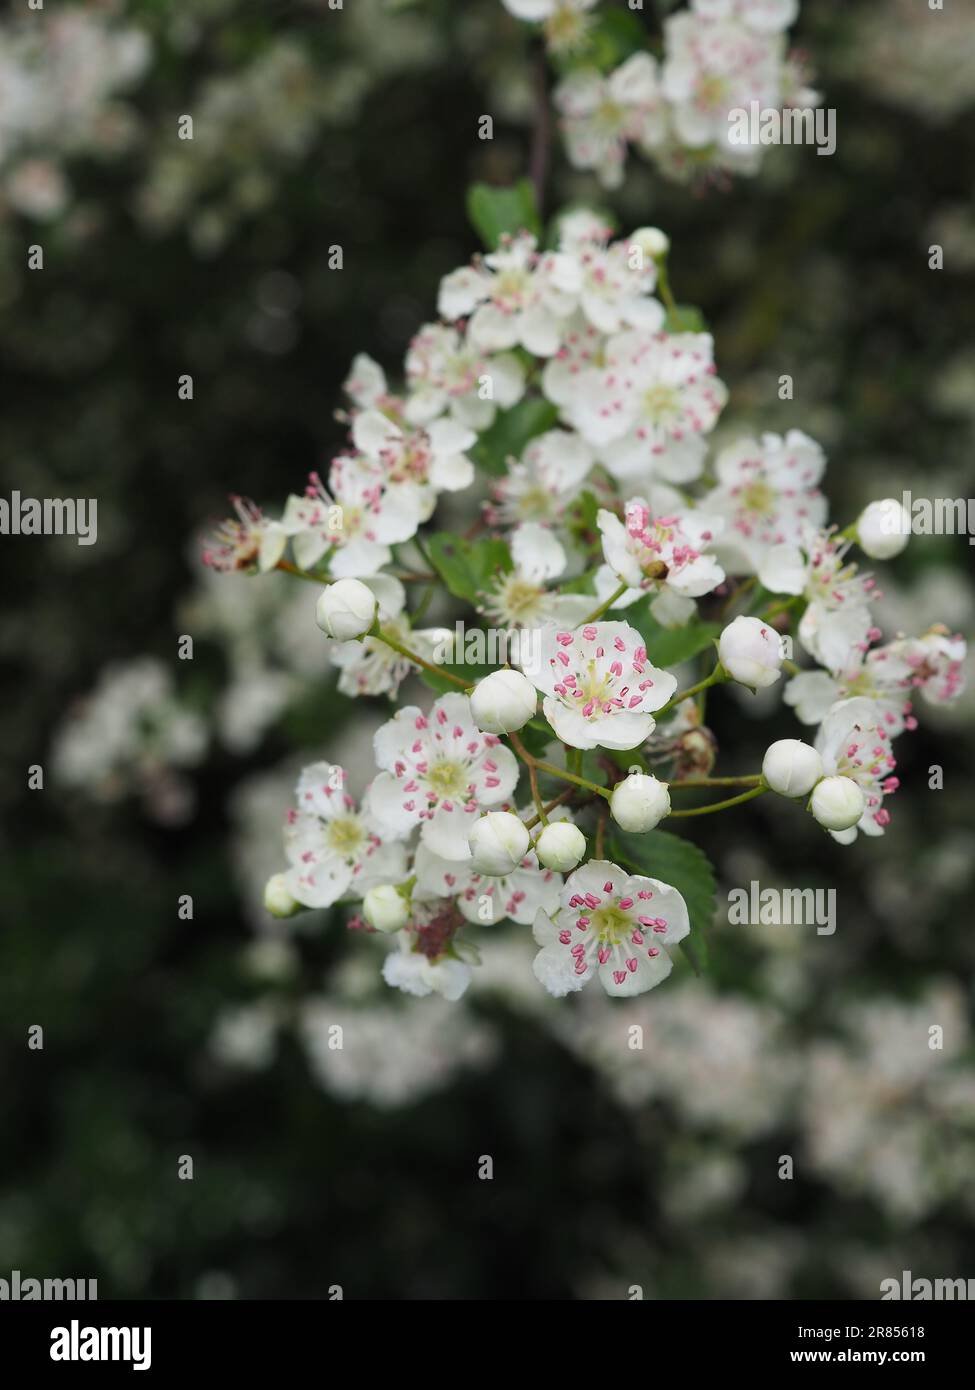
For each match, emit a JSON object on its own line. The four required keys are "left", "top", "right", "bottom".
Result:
{"left": 503, "top": 0, "right": 816, "bottom": 188}
{"left": 204, "top": 201, "right": 966, "bottom": 1006}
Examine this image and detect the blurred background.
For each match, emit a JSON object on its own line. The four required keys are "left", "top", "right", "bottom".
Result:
{"left": 1, "top": 0, "right": 974, "bottom": 1300}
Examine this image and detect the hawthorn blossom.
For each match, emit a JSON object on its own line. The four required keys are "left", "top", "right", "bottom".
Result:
{"left": 555, "top": 53, "right": 668, "bottom": 189}
{"left": 202, "top": 496, "right": 288, "bottom": 573}
{"left": 438, "top": 233, "right": 581, "bottom": 357}
{"left": 814, "top": 697, "right": 898, "bottom": 839}
{"left": 691, "top": 0, "right": 799, "bottom": 35}
{"left": 786, "top": 627, "right": 967, "bottom": 732}
{"left": 501, "top": 0, "right": 599, "bottom": 56}
{"left": 403, "top": 322, "right": 525, "bottom": 430}
{"left": 328, "top": 577, "right": 451, "bottom": 698}
{"left": 349, "top": 408, "right": 476, "bottom": 519}
{"left": 381, "top": 899, "right": 472, "bottom": 1001}
{"left": 758, "top": 530, "right": 876, "bottom": 670}
{"left": 569, "top": 328, "right": 728, "bottom": 484}
{"left": 521, "top": 621, "right": 678, "bottom": 750}
{"left": 280, "top": 762, "right": 408, "bottom": 909}
{"left": 370, "top": 692, "right": 520, "bottom": 860}
{"left": 661, "top": 12, "right": 787, "bottom": 172}
{"left": 597, "top": 498, "right": 726, "bottom": 625}
{"left": 481, "top": 523, "right": 595, "bottom": 629}
{"left": 277, "top": 462, "right": 423, "bottom": 577}
{"left": 701, "top": 430, "right": 829, "bottom": 572}
{"left": 573, "top": 234, "right": 664, "bottom": 334}
{"left": 488, "top": 428, "right": 596, "bottom": 526}
{"left": 413, "top": 820, "right": 564, "bottom": 927}
{"left": 532, "top": 859, "right": 690, "bottom": 997}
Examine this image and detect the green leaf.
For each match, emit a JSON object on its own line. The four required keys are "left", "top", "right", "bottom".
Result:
{"left": 466, "top": 179, "right": 541, "bottom": 250}
{"left": 609, "top": 828, "right": 716, "bottom": 974}
{"left": 425, "top": 533, "right": 512, "bottom": 605}
{"left": 664, "top": 304, "right": 708, "bottom": 334}
{"left": 470, "top": 397, "right": 559, "bottom": 477}
{"left": 626, "top": 597, "right": 721, "bottom": 669}
{"left": 583, "top": 9, "right": 648, "bottom": 72}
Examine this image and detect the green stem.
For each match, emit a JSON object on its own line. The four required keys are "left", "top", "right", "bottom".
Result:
{"left": 667, "top": 785, "right": 768, "bottom": 818}
{"left": 374, "top": 631, "right": 470, "bottom": 689}
{"left": 658, "top": 665, "right": 727, "bottom": 718}
{"left": 577, "top": 581, "right": 629, "bottom": 626}
{"left": 670, "top": 775, "right": 762, "bottom": 789}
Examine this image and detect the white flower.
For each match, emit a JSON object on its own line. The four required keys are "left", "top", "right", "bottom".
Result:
{"left": 761, "top": 739, "right": 823, "bottom": 796}
{"left": 404, "top": 322, "right": 525, "bottom": 430}
{"left": 370, "top": 692, "right": 520, "bottom": 860}
{"left": 343, "top": 352, "right": 393, "bottom": 411}
{"left": 488, "top": 428, "right": 595, "bottom": 525}
{"left": 758, "top": 530, "right": 875, "bottom": 671}
{"left": 501, "top": 0, "right": 596, "bottom": 21}
{"left": 597, "top": 498, "right": 725, "bottom": 624}
{"left": 535, "top": 821, "right": 587, "bottom": 872}
{"left": 481, "top": 523, "right": 595, "bottom": 629}
{"left": 202, "top": 496, "right": 288, "bottom": 573}
{"left": 630, "top": 226, "right": 671, "bottom": 260}
{"left": 414, "top": 830, "right": 563, "bottom": 926}
{"left": 701, "top": 431, "right": 829, "bottom": 572}
{"left": 350, "top": 408, "right": 476, "bottom": 517}
{"left": 691, "top": 0, "right": 799, "bottom": 35}
{"left": 522, "top": 621, "right": 678, "bottom": 750}
{"left": 555, "top": 54, "right": 668, "bottom": 189}
{"left": 857, "top": 498, "right": 912, "bottom": 560}
{"left": 719, "top": 614, "right": 783, "bottom": 688}
{"left": 315, "top": 577, "right": 377, "bottom": 641}
{"left": 470, "top": 668, "right": 538, "bottom": 735}
{"left": 438, "top": 233, "right": 580, "bottom": 358}
{"left": 569, "top": 328, "right": 728, "bottom": 485}
{"left": 382, "top": 934, "right": 471, "bottom": 1001}
{"left": 610, "top": 772, "right": 672, "bottom": 831}
{"left": 810, "top": 775, "right": 866, "bottom": 832}
{"left": 468, "top": 811, "right": 532, "bottom": 876}
{"left": 532, "top": 858, "right": 690, "bottom": 997}
{"left": 280, "top": 762, "right": 408, "bottom": 909}
{"left": 283, "top": 461, "right": 422, "bottom": 577}
{"left": 814, "top": 697, "right": 898, "bottom": 838}
{"left": 264, "top": 872, "right": 299, "bottom": 918}
{"left": 662, "top": 12, "right": 786, "bottom": 170}
{"left": 362, "top": 883, "right": 411, "bottom": 933}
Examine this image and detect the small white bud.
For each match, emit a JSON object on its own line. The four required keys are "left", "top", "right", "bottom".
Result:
{"left": 609, "top": 773, "right": 671, "bottom": 833}
{"left": 829, "top": 826, "right": 859, "bottom": 846}
{"left": 857, "top": 498, "right": 911, "bottom": 559}
{"left": 762, "top": 739, "right": 823, "bottom": 797}
{"left": 315, "top": 578, "right": 377, "bottom": 641}
{"left": 470, "top": 669, "right": 537, "bottom": 735}
{"left": 630, "top": 226, "right": 670, "bottom": 259}
{"left": 264, "top": 873, "right": 299, "bottom": 918}
{"left": 810, "top": 775, "right": 865, "bottom": 832}
{"left": 719, "top": 615, "right": 783, "bottom": 689}
{"left": 468, "top": 811, "right": 531, "bottom": 876}
{"left": 362, "top": 884, "right": 410, "bottom": 933}
{"left": 535, "top": 821, "right": 586, "bottom": 872}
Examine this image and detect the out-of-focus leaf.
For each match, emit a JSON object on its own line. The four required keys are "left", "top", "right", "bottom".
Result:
{"left": 470, "top": 397, "right": 559, "bottom": 476}
{"left": 466, "top": 179, "right": 541, "bottom": 249}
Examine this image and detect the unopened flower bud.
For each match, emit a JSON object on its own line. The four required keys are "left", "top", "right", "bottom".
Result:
{"left": 857, "top": 498, "right": 911, "bottom": 560}
{"left": 315, "top": 578, "right": 377, "bottom": 641}
{"left": 535, "top": 821, "right": 586, "bottom": 872}
{"left": 470, "top": 669, "right": 537, "bottom": 735}
{"left": 810, "top": 775, "right": 865, "bottom": 832}
{"left": 762, "top": 739, "right": 823, "bottom": 797}
{"left": 719, "top": 615, "right": 783, "bottom": 689}
{"left": 609, "top": 773, "right": 671, "bottom": 832}
{"left": 630, "top": 226, "right": 670, "bottom": 260}
{"left": 362, "top": 883, "right": 411, "bottom": 933}
{"left": 468, "top": 811, "right": 531, "bottom": 876}
{"left": 264, "top": 873, "right": 300, "bottom": 919}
